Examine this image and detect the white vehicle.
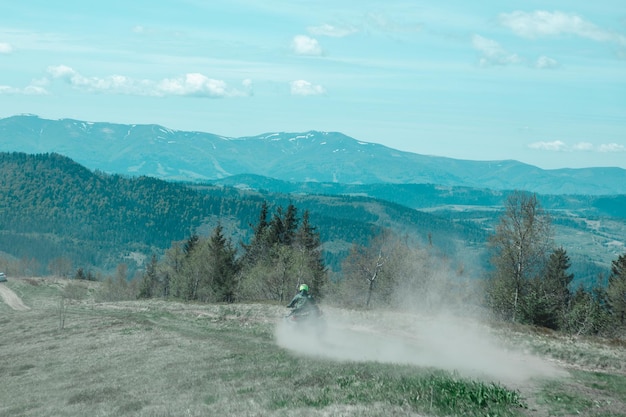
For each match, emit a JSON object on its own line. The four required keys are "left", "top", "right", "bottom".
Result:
{"left": 0, "top": 272, "right": 6, "bottom": 282}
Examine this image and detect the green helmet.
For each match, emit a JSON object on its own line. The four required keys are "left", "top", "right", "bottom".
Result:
{"left": 299, "top": 284, "right": 309, "bottom": 292}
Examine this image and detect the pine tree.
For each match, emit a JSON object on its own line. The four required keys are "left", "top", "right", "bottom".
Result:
{"left": 138, "top": 254, "right": 158, "bottom": 299}
{"left": 524, "top": 247, "right": 574, "bottom": 329}
{"left": 267, "top": 206, "right": 285, "bottom": 247}
{"left": 183, "top": 234, "right": 200, "bottom": 257}
{"left": 207, "top": 224, "right": 240, "bottom": 303}
{"left": 281, "top": 203, "right": 298, "bottom": 246}
{"left": 242, "top": 201, "right": 270, "bottom": 268}
{"left": 544, "top": 247, "right": 574, "bottom": 329}
{"left": 607, "top": 253, "right": 626, "bottom": 328}
{"left": 162, "top": 242, "right": 185, "bottom": 299}
{"left": 565, "top": 277, "right": 611, "bottom": 335}
{"left": 294, "top": 210, "right": 327, "bottom": 298}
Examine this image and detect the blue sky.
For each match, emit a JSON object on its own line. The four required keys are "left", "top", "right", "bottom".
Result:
{"left": 1, "top": 1, "right": 625, "bottom": 169}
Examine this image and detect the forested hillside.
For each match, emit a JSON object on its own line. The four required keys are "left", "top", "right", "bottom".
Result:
{"left": 0, "top": 152, "right": 259, "bottom": 273}
{"left": 0, "top": 152, "right": 482, "bottom": 277}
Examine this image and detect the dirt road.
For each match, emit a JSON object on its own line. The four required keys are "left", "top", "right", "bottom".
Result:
{"left": 0, "top": 283, "right": 30, "bottom": 311}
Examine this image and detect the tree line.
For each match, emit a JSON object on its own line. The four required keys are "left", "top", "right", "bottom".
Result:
{"left": 67, "top": 191, "right": 626, "bottom": 338}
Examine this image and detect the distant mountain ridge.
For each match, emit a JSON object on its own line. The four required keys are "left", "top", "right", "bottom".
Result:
{"left": 1, "top": 114, "right": 625, "bottom": 195}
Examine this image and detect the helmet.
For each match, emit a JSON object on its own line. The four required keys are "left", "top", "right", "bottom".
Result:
{"left": 299, "top": 284, "right": 309, "bottom": 292}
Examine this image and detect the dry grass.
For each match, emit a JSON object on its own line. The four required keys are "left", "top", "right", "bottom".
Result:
{"left": 1, "top": 277, "right": 625, "bottom": 417}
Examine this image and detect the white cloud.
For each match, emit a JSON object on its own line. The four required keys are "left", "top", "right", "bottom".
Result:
{"left": 290, "top": 80, "right": 326, "bottom": 96}
{"left": 157, "top": 73, "right": 228, "bottom": 97}
{"left": 471, "top": 34, "right": 522, "bottom": 66}
{"left": 572, "top": 142, "right": 594, "bottom": 151}
{"left": 528, "top": 140, "right": 568, "bottom": 151}
{"left": 308, "top": 24, "right": 357, "bottom": 38}
{"left": 48, "top": 65, "right": 135, "bottom": 92}
{"left": 499, "top": 11, "right": 626, "bottom": 45}
{"left": 0, "top": 42, "right": 12, "bottom": 53}
{"left": 47, "top": 65, "right": 80, "bottom": 80}
{"left": 0, "top": 85, "right": 48, "bottom": 95}
{"left": 598, "top": 143, "right": 626, "bottom": 153}
{"left": 529, "top": 141, "right": 625, "bottom": 153}
{"left": 291, "top": 35, "right": 323, "bottom": 56}
{"left": 242, "top": 78, "right": 253, "bottom": 95}
{"left": 46, "top": 65, "right": 246, "bottom": 98}
{"left": 535, "top": 55, "right": 559, "bottom": 69}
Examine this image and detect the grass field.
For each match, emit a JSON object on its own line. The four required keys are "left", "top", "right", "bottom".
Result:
{"left": 1, "top": 277, "right": 625, "bottom": 417}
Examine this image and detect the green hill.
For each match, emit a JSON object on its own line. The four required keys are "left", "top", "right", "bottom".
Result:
{"left": 0, "top": 152, "right": 481, "bottom": 277}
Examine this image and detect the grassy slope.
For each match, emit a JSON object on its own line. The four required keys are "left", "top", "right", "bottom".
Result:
{"left": 1, "top": 278, "right": 625, "bottom": 417}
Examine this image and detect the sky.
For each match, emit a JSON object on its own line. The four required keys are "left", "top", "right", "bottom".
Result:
{"left": 1, "top": 1, "right": 625, "bottom": 169}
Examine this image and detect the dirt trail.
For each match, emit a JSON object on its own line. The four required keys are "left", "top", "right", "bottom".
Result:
{"left": 0, "top": 283, "right": 30, "bottom": 311}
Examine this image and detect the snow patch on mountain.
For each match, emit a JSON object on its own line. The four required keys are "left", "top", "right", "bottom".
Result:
{"left": 127, "top": 161, "right": 145, "bottom": 172}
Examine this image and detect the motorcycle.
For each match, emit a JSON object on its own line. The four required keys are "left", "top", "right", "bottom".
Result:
{"left": 285, "top": 306, "right": 326, "bottom": 338}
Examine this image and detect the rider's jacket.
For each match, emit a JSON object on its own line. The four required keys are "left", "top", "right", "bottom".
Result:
{"left": 287, "top": 290, "right": 316, "bottom": 313}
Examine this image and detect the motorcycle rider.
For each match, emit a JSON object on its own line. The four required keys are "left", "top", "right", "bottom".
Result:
{"left": 286, "top": 283, "right": 319, "bottom": 318}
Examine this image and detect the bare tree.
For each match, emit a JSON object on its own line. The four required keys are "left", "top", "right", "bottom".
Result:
{"left": 48, "top": 257, "right": 73, "bottom": 278}
{"left": 487, "top": 191, "right": 553, "bottom": 322}
{"left": 59, "top": 282, "right": 88, "bottom": 330}
{"left": 341, "top": 231, "right": 398, "bottom": 309}
{"left": 364, "top": 251, "right": 386, "bottom": 308}
{"left": 262, "top": 245, "right": 298, "bottom": 302}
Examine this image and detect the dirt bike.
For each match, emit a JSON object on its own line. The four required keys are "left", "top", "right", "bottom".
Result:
{"left": 285, "top": 306, "right": 326, "bottom": 338}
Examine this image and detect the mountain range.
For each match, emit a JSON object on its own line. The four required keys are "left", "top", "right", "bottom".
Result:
{"left": 2, "top": 114, "right": 625, "bottom": 195}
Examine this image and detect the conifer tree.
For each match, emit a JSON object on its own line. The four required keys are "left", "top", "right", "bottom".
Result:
{"left": 267, "top": 206, "right": 286, "bottom": 247}
{"left": 607, "top": 253, "right": 626, "bottom": 328}
{"left": 138, "top": 254, "right": 158, "bottom": 299}
{"left": 183, "top": 234, "right": 200, "bottom": 257}
{"left": 242, "top": 201, "right": 270, "bottom": 268}
{"left": 207, "top": 224, "right": 240, "bottom": 303}
{"left": 565, "top": 277, "right": 611, "bottom": 335}
{"left": 294, "top": 210, "right": 327, "bottom": 298}
{"left": 162, "top": 242, "right": 185, "bottom": 299}
{"left": 281, "top": 203, "right": 298, "bottom": 246}
{"left": 545, "top": 247, "right": 574, "bottom": 329}
{"left": 522, "top": 247, "right": 574, "bottom": 329}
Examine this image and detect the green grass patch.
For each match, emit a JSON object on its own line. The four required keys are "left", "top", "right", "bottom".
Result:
{"left": 538, "top": 381, "right": 594, "bottom": 416}
{"left": 268, "top": 364, "right": 525, "bottom": 416}
{"left": 573, "top": 370, "right": 626, "bottom": 398}
{"left": 537, "top": 371, "right": 626, "bottom": 417}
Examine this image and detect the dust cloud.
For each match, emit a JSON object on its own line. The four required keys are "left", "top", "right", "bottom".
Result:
{"left": 275, "top": 308, "right": 566, "bottom": 386}
{"left": 276, "top": 254, "right": 568, "bottom": 386}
